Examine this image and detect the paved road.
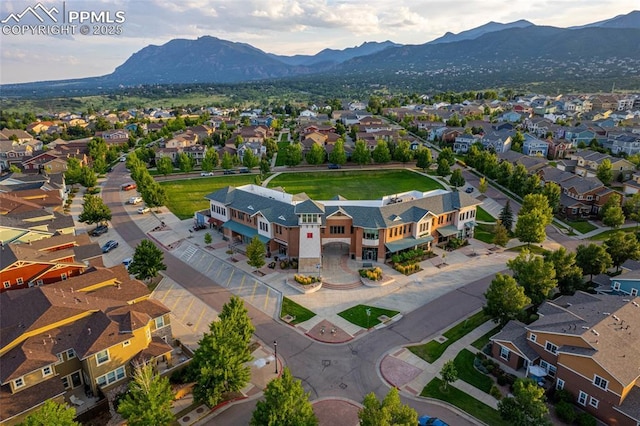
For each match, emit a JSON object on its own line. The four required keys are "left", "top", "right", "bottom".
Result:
{"left": 104, "top": 163, "right": 490, "bottom": 426}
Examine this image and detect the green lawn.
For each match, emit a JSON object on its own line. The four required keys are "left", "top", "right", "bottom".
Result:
{"left": 267, "top": 170, "right": 444, "bottom": 200}
{"left": 337, "top": 305, "right": 400, "bottom": 328}
{"left": 421, "top": 378, "right": 508, "bottom": 426}
{"left": 473, "top": 223, "right": 496, "bottom": 244}
{"left": 476, "top": 206, "right": 496, "bottom": 223}
{"left": 588, "top": 227, "right": 638, "bottom": 241}
{"left": 567, "top": 220, "right": 597, "bottom": 234}
{"left": 160, "top": 175, "right": 256, "bottom": 219}
{"left": 280, "top": 297, "right": 316, "bottom": 325}
{"left": 506, "top": 244, "right": 550, "bottom": 255}
{"left": 275, "top": 141, "right": 290, "bottom": 167}
{"left": 408, "top": 311, "right": 490, "bottom": 363}
{"left": 471, "top": 325, "right": 501, "bottom": 350}
{"left": 454, "top": 349, "right": 494, "bottom": 393}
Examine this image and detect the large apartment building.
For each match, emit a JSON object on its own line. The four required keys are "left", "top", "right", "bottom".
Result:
{"left": 202, "top": 184, "right": 480, "bottom": 272}
{"left": 0, "top": 265, "right": 173, "bottom": 425}
{"left": 490, "top": 292, "right": 640, "bottom": 426}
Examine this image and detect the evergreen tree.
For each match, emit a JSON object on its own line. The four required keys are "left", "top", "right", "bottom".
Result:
{"left": 118, "top": 363, "right": 174, "bottom": 426}
{"left": 499, "top": 200, "right": 514, "bottom": 231}
{"left": 250, "top": 368, "right": 318, "bottom": 426}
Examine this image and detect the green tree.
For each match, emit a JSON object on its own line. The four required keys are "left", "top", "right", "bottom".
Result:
{"left": 177, "top": 152, "right": 194, "bottom": 173}
{"left": 79, "top": 165, "right": 97, "bottom": 188}
{"left": 192, "top": 296, "right": 254, "bottom": 407}
{"left": 604, "top": 231, "right": 640, "bottom": 272}
{"left": 358, "top": 387, "right": 418, "bottom": 426}
{"left": 575, "top": 243, "right": 612, "bottom": 282}
{"left": 521, "top": 194, "right": 553, "bottom": 224}
{"left": 498, "top": 378, "right": 551, "bottom": 426}
{"left": 246, "top": 235, "right": 266, "bottom": 268}
{"left": 393, "top": 140, "right": 413, "bottom": 164}
{"left": 440, "top": 360, "right": 458, "bottom": 390}
{"left": 128, "top": 239, "right": 167, "bottom": 283}
{"left": 22, "top": 400, "right": 79, "bottom": 426}
{"left": 496, "top": 161, "right": 513, "bottom": 186}
{"left": 352, "top": 139, "right": 371, "bottom": 166}
{"left": 117, "top": 363, "right": 174, "bottom": 426}
{"left": 250, "top": 368, "right": 318, "bottom": 426}
{"left": 493, "top": 221, "right": 510, "bottom": 247}
{"left": 259, "top": 158, "right": 271, "bottom": 176}
{"left": 204, "top": 232, "right": 212, "bottom": 245}
{"left": 499, "top": 200, "right": 514, "bottom": 231}
{"left": 243, "top": 149, "right": 260, "bottom": 169}
{"left": 202, "top": 149, "right": 219, "bottom": 172}
{"left": 524, "top": 174, "right": 541, "bottom": 195}
{"left": 79, "top": 194, "right": 112, "bottom": 225}
{"left": 436, "top": 158, "right": 451, "bottom": 177}
{"left": 544, "top": 248, "right": 584, "bottom": 295}
{"left": 449, "top": 168, "right": 465, "bottom": 189}
{"left": 601, "top": 194, "right": 625, "bottom": 228}
{"left": 478, "top": 176, "right": 488, "bottom": 194}
{"left": 508, "top": 250, "right": 557, "bottom": 305}
{"left": 515, "top": 210, "right": 550, "bottom": 247}
{"left": 284, "top": 143, "right": 303, "bottom": 167}
{"left": 415, "top": 146, "right": 432, "bottom": 171}
{"left": 596, "top": 158, "right": 613, "bottom": 184}
{"left": 141, "top": 181, "right": 167, "bottom": 208}
{"left": 305, "top": 143, "right": 325, "bottom": 166}
{"left": 64, "top": 158, "right": 82, "bottom": 185}
{"left": 328, "top": 138, "right": 347, "bottom": 166}
{"left": 541, "top": 182, "right": 561, "bottom": 214}
{"left": 509, "top": 164, "right": 528, "bottom": 195}
{"left": 372, "top": 140, "right": 391, "bottom": 164}
{"left": 156, "top": 156, "right": 174, "bottom": 176}
{"left": 221, "top": 151, "right": 234, "bottom": 170}
{"left": 438, "top": 147, "right": 455, "bottom": 166}
{"left": 484, "top": 273, "right": 531, "bottom": 325}
{"left": 511, "top": 131, "right": 525, "bottom": 152}
{"left": 624, "top": 192, "right": 640, "bottom": 228}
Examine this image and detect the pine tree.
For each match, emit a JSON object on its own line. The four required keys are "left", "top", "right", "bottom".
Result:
{"left": 499, "top": 200, "right": 514, "bottom": 231}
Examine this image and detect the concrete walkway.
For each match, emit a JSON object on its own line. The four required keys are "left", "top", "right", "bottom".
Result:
{"left": 381, "top": 318, "right": 500, "bottom": 409}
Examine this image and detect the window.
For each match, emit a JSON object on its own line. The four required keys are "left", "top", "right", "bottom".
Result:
{"left": 363, "top": 229, "right": 379, "bottom": 240}
{"left": 42, "top": 366, "right": 53, "bottom": 377}
{"left": 556, "top": 379, "right": 565, "bottom": 390}
{"left": 529, "top": 333, "right": 537, "bottom": 342}
{"left": 545, "top": 341, "right": 558, "bottom": 355}
{"left": 96, "top": 366, "right": 126, "bottom": 387}
{"left": 154, "top": 316, "right": 166, "bottom": 329}
{"left": 259, "top": 222, "right": 268, "bottom": 232}
{"left": 578, "top": 391, "right": 588, "bottom": 406}
{"left": 60, "top": 273, "right": 68, "bottom": 280}
{"left": 593, "top": 375, "right": 608, "bottom": 390}
{"left": 16, "top": 277, "right": 23, "bottom": 285}
{"left": 500, "top": 346, "right": 510, "bottom": 361}
{"left": 329, "top": 226, "right": 345, "bottom": 234}
{"left": 67, "top": 349, "right": 76, "bottom": 359}
{"left": 14, "top": 377, "right": 24, "bottom": 389}
{"left": 56, "top": 353, "right": 64, "bottom": 364}
{"left": 613, "top": 281, "right": 621, "bottom": 290}
{"left": 589, "top": 397, "right": 599, "bottom": 408}
{"left": 95, "top": 349, "right": 110, "bottom": 366}
{"left": 122, "top": 340, "right": 130, "bottom": 347}
{"left": 632, "top": 288, "right": 638, "bottom": 296}
{"left": 3, "top": 281, "right": 10, "bottom": 289}
{"left": 548, "top": 364, "right": 557, "bottom": 378}
{"left": 237, "top": 212, "right": 245, "bottom": 220}
{"left": 62, "top": 376, "right": 71, "bottom": 389}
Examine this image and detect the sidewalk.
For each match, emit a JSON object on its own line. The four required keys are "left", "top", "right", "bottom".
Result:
{"left": 380, "top": 319, "right": 499, "bottom": 409}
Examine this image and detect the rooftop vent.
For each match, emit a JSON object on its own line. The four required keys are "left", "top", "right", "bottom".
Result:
{"left": 582, "top": 326, "right": 590, "bottom": 329}
{"left": 591, "top": 329, "right": 600, "bottom": 336}
{"left": 612, "top": 315, "right": 620, "bottom": 321}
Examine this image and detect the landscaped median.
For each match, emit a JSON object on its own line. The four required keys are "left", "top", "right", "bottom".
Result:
{"left": 407, "top": 311, "right": 490, "bottom": 363}
{"left": 337, "top": 304, "right": 400, "bottom": 329}
{"left": 280, "top": 297, "right": 316, "bottom": 325}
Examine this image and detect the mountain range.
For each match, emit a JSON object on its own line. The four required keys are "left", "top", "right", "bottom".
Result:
{"left": 3, "top": 10, "right": 639, "bottom": 96}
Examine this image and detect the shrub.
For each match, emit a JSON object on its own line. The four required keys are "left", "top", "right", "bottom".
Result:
{"left": 294, "top": 274, "right": 320, "bottom": 285}
{"left": 489, "top": 385, "right": 502, "bottom": 400}
{"left": 359, "top": 267, "right": 383, "bottom": 281}
{"left": 576, "top": 412, "right": 596, "bottom": 426}
{"left": 497, "top": 374, "right": 508, "bottom": 386}
{"left": 555, "top": 401, "right": 577, "bottom": 424}
{"left": 475, "top": 351, "right": 487, "bottom": 360}
{"left": 553, "top": 389, "right": 574, "bottom": 403}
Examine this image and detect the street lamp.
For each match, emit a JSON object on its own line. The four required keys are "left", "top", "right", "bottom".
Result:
{"left": 274, "top": 340, "right": 278, "bottom": 374}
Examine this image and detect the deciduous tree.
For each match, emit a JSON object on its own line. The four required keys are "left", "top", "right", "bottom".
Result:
{"left": 541, "top": 182, "right": 561, "bottom": 214}
{"left": 117, "top": 363, "right": 174, "bottom": 426}
{"left": 493, "top": 221, "right": 510, "bottom": 247}
{"left": 508, "top": 250, "right": 556, "bottom": 305}
{"left": 498, "top": 378, "right": 551, "bottom": 426}
{"left": 436, "top": 158, "right": 451, "bottom": 177}
{"left": 22, "top": 400, "right": 79, "bottom": 426}
{"left": 601, "top": 194, "right": 625, "bottom": 228}
{"left": 449, "top": 169, "right": 465, "bottom": 188}
{"left": 596, "top": 158, "right": 613, "bottom": 184}
{"left": 156, "top": 156, "right": 173, "bottom": 176}
{"left": 478, "top": 176, "right": 488, "bottom": 194}
{"left": 604, "top": 231, "right": 640, "bottom": 272}
{"left": 437, "top": 147, "right": 456, "bottom": 166}
{"left": 250, "top": 368, "right": 318, "bottom": 426}
{"left": 79, "top": 165, "right": 97, "bottom": 188}
{"left": 415, "top": 146, "right": 432, "bottom": 171}
{"left": 128, "top": 239, "right": 167, "bottom": 283}
{"left": 440, "top": 360, "right": 458, "bottom": 390}
{"left": 305, "top": 143, "right": 325, "bottom": 166}
{"left": 284, "top": 143, "right": 303, "bottom": 167}
{"left": 543, "top": 248, "right": 583, "bottom": 295}
{"left": 484, "top": 273, "right": 530, "bottom": 325}
{"left": 201, "top": 149, "right": 219, "bottom": 172}
{"left": 393, "top": 140, "right": 413, "bottom": 164}
{"left": 79, "top": 194, "right": 112, "bottom": 225}
{"left": 358, "top": 387, "right": 417, "bottom": 426}
{"left": 372, "top": 140, "right": 391, "bottom": 164}
{"left": 328, "top": 138, "right": 347, "bottom": 166}
{"left": 221, "top": 151, "right": 234, "bottom": 170}
{"left": 178, "top": 152, "right": 194, "bottom": 173}
{"left": 141, "top": 181, "right": 167, "bottom": 208}
{"left": 243, "top": 149, "right": 260, "bottom": 169}
{"left": 246, "top": 235, "right": 266, "bottom": 268}
{"left": 575, "top": 243, "right": 612, "bottom": 282}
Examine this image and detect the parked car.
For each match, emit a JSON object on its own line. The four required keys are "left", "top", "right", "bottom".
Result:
{"left": 128, "top": 196, "right": 143, "bottom": 205}
{"left": 223, "top": 169, "right": 236, "bottom": 175}
{"left": 119, "top": 156, "right": 127, "bottom": 162}
{"left": 101, "top": 240, "right": 119, "bottom": 253}
{"left": 121, "top": 182, "right": 137, "bottom": 191}
{"left": 137, "top": 206, "right": 150, "bottom": 214}
{"left": 328, "top": 163, "right": 342, "bottom": 169}
{"left": 89, "top": 224, "right": 108, "bottom": 237}
{"left": 239, "top": 167, "right": 250, "bottom": 173}
{"left": 122, "top": 258, "right": 133, "bottom": 269}
{"left": 200, "top": 171, "right": 215, "bottom": 176}
{"left": 418, "top": 415, "right": 449, "bottom": 426}
{"left": 465, "top": 187, "right": 474, "bottom": 193}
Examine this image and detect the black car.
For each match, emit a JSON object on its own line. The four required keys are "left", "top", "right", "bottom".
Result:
{"left": 328, "top": 163, "right": 342, "bottom": 169}
{"left": 465, "top": 187, "right": 474, "bottom": 193}
{"left": 101, "top": 240, "right": 119, "bottom": 253}
{"left": 89, "top": 224, "right": 108, "bottom": 237}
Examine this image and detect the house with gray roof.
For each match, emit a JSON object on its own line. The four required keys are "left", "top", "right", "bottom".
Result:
{"left": 491, "top": 292, "right": 640, "bottom": 426}
{"left": 204, "top": 185, "right": 480, "bottom": 271}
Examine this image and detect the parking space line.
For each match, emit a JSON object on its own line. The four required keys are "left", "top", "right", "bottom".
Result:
{"left": 249, "top": 281, "right": 258, "bottom": 301}
{"left": 225, "top": 269, "right": 234, "bottom": 287}
{"left": 193, "top": 306, "right": 207, "bottom": 331}
{"left": 159, "top": 282, "right": 174, "bottom": 303}
{"left": 239, "top": 275, "right": 246, "bottom": 291}
{"left": 264, "top": 287, "right": 270, "bottom": 310}
{"left": 205, "top": 257, "right": 215, "bottom": 272}
{"left": 170, "top": 294, "right": 184, "bottom": 311}
{"left": 181, "top": 298, "right": 195, "bottom": 321}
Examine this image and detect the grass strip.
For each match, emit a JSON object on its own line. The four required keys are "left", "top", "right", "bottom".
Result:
{"left": 280, "top": 297, "right": 316, "bottom": 325}
{"left": 337, "top": 304, "right": 399, "bottom": 328}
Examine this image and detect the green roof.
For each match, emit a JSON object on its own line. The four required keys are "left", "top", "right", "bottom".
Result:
{"left": 436, "top": 225, "right": 459, "bottom": 237}
{"left": 222, "top": 221, "right": 270, "bottom": 244}
{"left": 385, "top": 235, "right": 434, "bottom": 253}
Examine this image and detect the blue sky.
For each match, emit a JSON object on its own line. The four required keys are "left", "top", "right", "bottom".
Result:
{"left": 0, "top": 0, "right": 637, "bottom": 84}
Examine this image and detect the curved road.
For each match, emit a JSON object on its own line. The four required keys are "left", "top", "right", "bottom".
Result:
{"left": 105, "top": 164, "right": 490, "bottom": 426}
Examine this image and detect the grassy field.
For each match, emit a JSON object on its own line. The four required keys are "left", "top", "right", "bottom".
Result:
{"left": 274, "top": 141, "right": 290, "bottom": 167}
{"left": 588, "top": 227, "right": 638, "bottom": 241}
{"left": 421, "top": 378, "right": 507, "bottom": 426}
{"left": 337, "top": 305, "right": 400, "bottom": 328}
{"left": 407, "top": 311, "right": 489, "bottom": 363}
{"left": 267, "top": 170, "right": 444, "bottom": 200}
{"left": 471, "top": 325, "right": 501, "bottom": 350}
{"left": 280, "top": 297, "right": 316, "bottom": 325}
{"left": 160, "top": 175, "right": 256, "bottom": 219}
{"left": 473, "top": 223, "right": 496, "bottom": 244}
{"left": 476, "top": 206, "right": 496, "bottom": 223}
{"left": 567, "top": 220, "right": 597, "bottom": 234}
{"left": 454, "top": 349, "right": 494, "bottom": 393}
{"left": 506, "top": 244, "right": 550, "bottom": 255}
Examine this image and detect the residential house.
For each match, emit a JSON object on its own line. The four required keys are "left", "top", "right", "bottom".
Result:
{"left": 547, "top": 139, "right": 575, "bottom": 160}
{"left": 522, "top": 133, "right": 549, "bottom": 157}
{"left": 608, "top": 133, "right": 640, "bottom": 156}
{"left": 568, "top": 150, "right": 634, "bottom": 182}
{"left": 204, "top": 185, "right": 480, "bottom": 269}
{"left": 0, "top": 266, "right": 173, "bottom": 425}
{"left": 453, "top": 134, "right": 482, "bottom": 154}
{"left": 95, "top": 130, "right": 129, "bottom": 146}
{"left": 596, "top": 271, "right": 640, "bottom": 297}
{"left": 182, "top": 145, "right": 208, "bottom": 166}
{"left": 499, "top": 111, "right": 522, "bottom": 123}
{"left": 481, "top": 130, "right": 512, "bottom": 153}
{"left": 490, "top": 292, "right": 640, "bottom": 426}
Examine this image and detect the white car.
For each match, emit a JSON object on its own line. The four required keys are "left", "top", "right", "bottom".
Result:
{"left": 201, "top": 171, "right": 215, "bottom": 176}
{"left": 137, "top": 206, "right": 150, "bottom": 214}
{"left": 128, "top": 196, "right": 143, "bottom": 205}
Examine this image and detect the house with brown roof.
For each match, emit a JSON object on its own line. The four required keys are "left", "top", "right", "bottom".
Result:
{"left": 490, "top": 292, "right": 640, "bottom": 426}
{"left": 0, "top": 266, "right": 173, "bottom": 425}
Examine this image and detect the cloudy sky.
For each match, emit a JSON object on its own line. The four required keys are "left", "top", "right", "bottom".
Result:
{"left": 0, "top": 0, "right": 637, "bottom": 84}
